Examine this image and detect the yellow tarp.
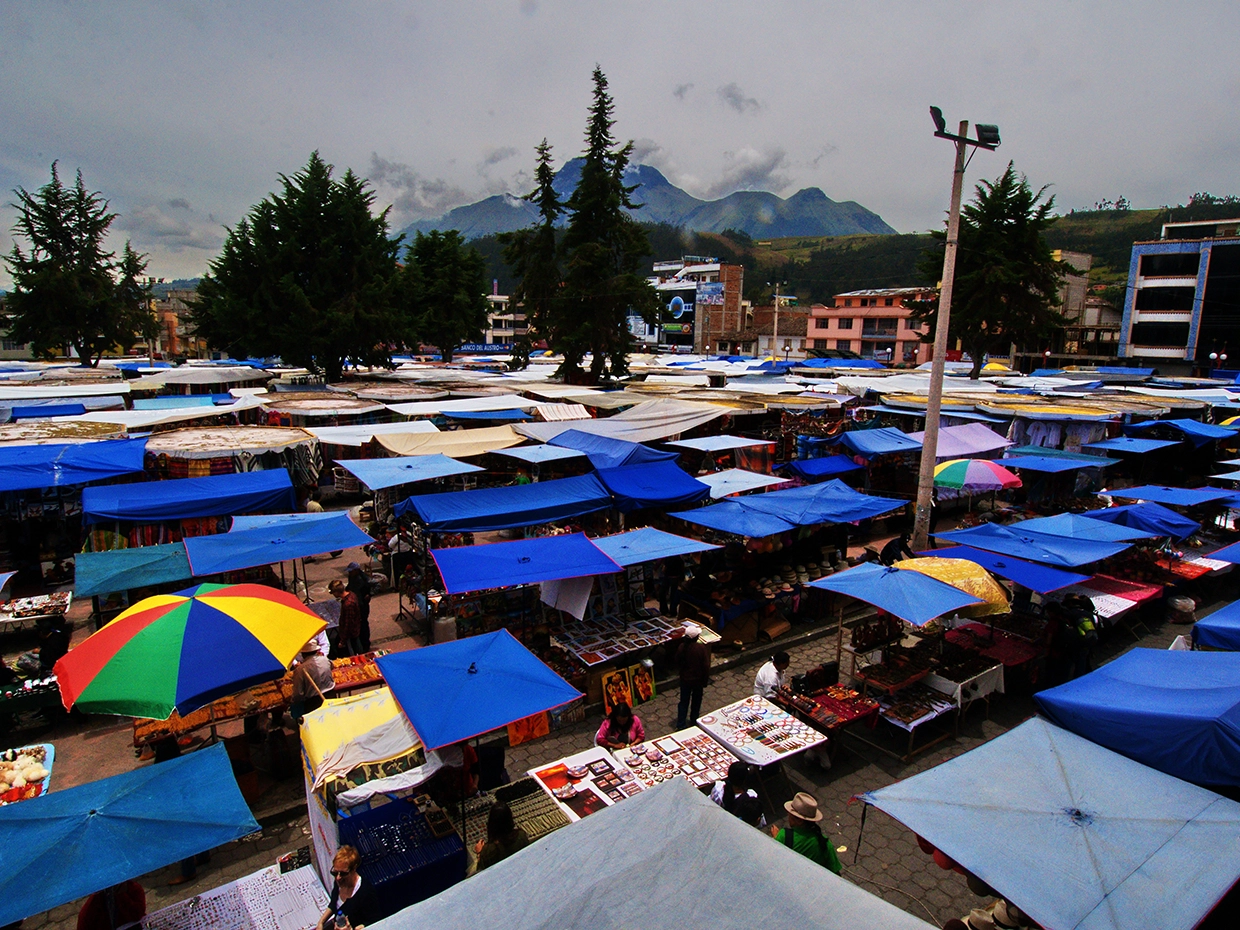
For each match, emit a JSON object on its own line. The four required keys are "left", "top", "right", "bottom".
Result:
{"left": 301, "top": 686, "right": 422, "bottom": 787}
{"left": 376, "top": 424, "right": 525, "bottom": 457}
{"left": 896, "top": 557, "right": 1010, "bottom": 617}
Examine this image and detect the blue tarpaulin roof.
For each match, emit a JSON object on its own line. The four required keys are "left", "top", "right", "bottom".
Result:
{"left": 1195, "top": 599, "right": 1240, "bottom": 651}
{"left": 833, "top": 427, "right": 922, "bottom": 457}
{"left": 592, "top": 527, "right": 720, "bottom": 567}
{"left": 672, "top": 480, "right": 904, "bottom": 537}
{"left": 492, "top": 445, "right": 586, "bottom": 465}
{"left": 926, "top": 545, "right": 1089, "bottom": 593}
{"left": 1036, "top": 649, "right": 1240, "bottom": 787}
{"left": 1082, "top": 437, "right": 1181, "bottom": 454}
{"left": 672, "top": 499, "right": 799, "bottom": 538}
{"left": 396, "top": 473, "right": 612, "bottom": 532}
{"left": 933, "top": 523, "right": 1130, "bottom": 567}
{"left": 336, "top": 454, "right": 484, "bottom": 491}
{"left": 74, "top": 543, "right": 193, "bottom": 597}
{"left": 595, "top": 461, "right": 711, "bottom": 512}
{"left": 183, "top": 511, "right": 374, "bottom": 575}
{"left": 378, "top": 630, "right": 583, "bottom": 750}
{"left": 9, "top": 403, "right": 86, "bottom": 420}
{"left": 784, "top": 455, "right": 864, "bottom": 480}
{"left": 1000, "top": 454, "right": 1118, "bottom": 473}
{"left": 1080, "top": 502, "right": 1201, "bottom": 540}
{"left": 82, "top": 469, "right": 295, "bottom": 524}
{"left": 1014, "top": 512, "right": 1159, "bottom": 542}
{"left": 548, "top": 429, "right": 678, "bottom": 469}
{"left": 862, "top": 717, "right": 1240, "bottom": 930}
{"left": 1107, "top": 485, "right": 1236, "bottom": 507}
{"left": 443, "top": 409, "right": 532, "bottom": 421}
{"left": 807, "top": 562, "right": 982, "bottom": 626}
{"left": 1207, "top": 539, "right": 1240, "bottom": 564}
{"left": 0, "top": 438, "right": 148, "bottom": 493}
{"left": 431, "top": 533, "right": 621, "bottom": 594}
{"left": 1125, "top": 418, "right": 1239, "bottom": 448}
{"left": 0, "top": 743, "right": 260, "bottom": 928}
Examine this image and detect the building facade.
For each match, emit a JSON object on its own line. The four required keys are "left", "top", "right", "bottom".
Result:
{"left": 809, "top": 287, "right": 936, "bottom": 365}
{"left": 646, "top": 257, "right": 745, "bottom": 353}
{"left": 1119, "top": 218, "right": 1240, "bottom": 362}
{"left": 483, "top": 293, "right": 527, "bottom": 346}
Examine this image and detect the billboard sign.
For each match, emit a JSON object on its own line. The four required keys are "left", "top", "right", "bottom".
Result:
{"left": 696, "top": 282, "right": 724, "bottom": 305}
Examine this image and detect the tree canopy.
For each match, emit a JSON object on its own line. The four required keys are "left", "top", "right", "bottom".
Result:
{"left": 190, "top": 152, "right": 405, "bottom": 381}
{"left": 911, "top": 163, "right": 1066, "bottom": 378}
{"left": 405, "top": 230, "right": 488, "bottom": 363}
{"left": 3, "top": 163, "right": 156, "bottom": 366}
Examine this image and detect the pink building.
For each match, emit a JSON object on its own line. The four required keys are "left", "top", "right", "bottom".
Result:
{"left": 808, "top": 287, "right": 937, "bottom": 365}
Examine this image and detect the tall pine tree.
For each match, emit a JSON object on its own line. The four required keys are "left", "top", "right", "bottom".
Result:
{"left": 406, "top": 230, "right": 488, "bottom": 363}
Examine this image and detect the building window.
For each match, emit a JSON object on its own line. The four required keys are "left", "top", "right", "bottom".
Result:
{"left": 813, "top": 339, "right": 829, "bottom": 349}
{"left": 845, "top": 299, "right": 854, "bottom": 307}
{"left": 885, "top": 298, "right": 895, "bottom": 306}
{"left": 1, "top": 340, "right": 25, "bottom": 351}
{"left": 904, "top": 318, "right": 922, "bottom": 331}
{"left": 815, "top": 318, "right": 831, "bottom": 330}
{"left": 836, "top": 318, "right": 854, "bottom": 330}
{"left": 1140, "top": 253, "right": 1200, "bottom": 277}
{"left": 836, "top": 340, "right": 852, "bottom": 351}
{"left": 862, "top": 318, "right": 898, "bottom": 336}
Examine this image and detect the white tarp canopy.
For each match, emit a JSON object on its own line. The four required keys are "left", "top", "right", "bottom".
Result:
{"left": 307, "top": 420, "right": 439, "bottom": 446}
{"left": 0, "top": 382, "right": 130, "bottom": 400}
{"left": 515, "top": 399, "right": 732, "bottom": 444}
{"left": 835, "top": 373, "right": 1001, "bottom": 398}
{"left": 697, "top": 469, "right": 792, "bottom": 498}
{"left": 385, "top": 394, "right": 549, "bottom": 417}
{"left": 76, "top": 394, "right": 268, "bottom": 430}
{"left": 370, "top": 777, "right": 934, "bottom": 930}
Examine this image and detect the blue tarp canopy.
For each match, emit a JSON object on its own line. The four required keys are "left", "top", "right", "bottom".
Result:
{"left": 833, "top": 427, "right": 922, "bottom": 457}
{"left": 0, "top": 438, "right": 148, "bottom": 493}
{"left": 802, "top": 356, "right": 886, "bottom": 369}
{"left": 1014, "top": 513, "right": 1159, "bottom": 542}
{"left": 183, "top": 511, "right": 374, "bottom": 575}
{"left": 492, "top": 445, "right": 587, "bottom": 465}
{"left": 807, "top": 562, "right": 982, "bottom": 626}
{"left": 548, "top": 429, "right": 678, "bottom": 469}
{"left": 378, "top": 630, "right": 582, "bottom": 750}
{"left": 784, "top": 455, "right": 864, "bottom": 480}
{"left": 934, "top": 523, "right": 1131, "bottom": 567}
{"left": 0, "top": 743, "right": 260, "bottom": 928}
{"left": 442, "top": 409, "right": 532, "bottom": 421}
{"left": 1082, "top": 437, "right": 1181, "bottom": 454}
{"left": 672, "top": 480, "right": 904, "bottom": 537}
{"left": 927, "top": 545, "right": 1089, "bottom": 593}
{"left": 396, "top": 473, "right": 612, "bottom": 532}
{"left": 430, "top": 533, "right": 621, "bottom": 595}
{"left": 9, "top": 403, "right": 86, "bottom": 419}
{"left": 1080, "top": 502, "right": 1201, "bottom": 539}
{"left": 1035, "top": 649, "right": 1240, "bottom": 787}
{"left": 595, "top": 461, "right": 711, "bottom": 512}
{"left": 592, "top": 527, "right": 720, "bottom": 567}
{"left": 1195, "top": 599, "right": 1240, "bottom": 650}
{"left": 82, "top": 469, "right": 295, "bottom": 524}
{"left": 1107, "top": 485, "right": 1236, "bottom": 507}
{"left": 1125, "top": 418, "right": 1239, "bottom": 448}
{"left": 74, "top": 543, "right": 193, "bottom": 597}
{"left": 672, "top": 499, "right": 799, "bottom": 538}
{"left": 862, "top": 718, "right": 1240, "bottom": 930}
{"left": 1000, "top": 454, "right": 1118, "bottom": 473}
{"left": 336, "top": 454, "right": 484, "bottom": 491}
{"left": 1207, "top": 539, "right": 1240, "bottom": 564}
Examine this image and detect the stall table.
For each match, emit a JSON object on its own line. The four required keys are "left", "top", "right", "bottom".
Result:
{"left": 0, "top": 742, "right": 53, "bottom": 805}
{"left": 616, "top": 726, "right": 736, "bottom": 790}
{"left": 0, "top": 676, "right": 62, "bottom": 724}
{"left": 771, "top": 685, "right": 881, "bottom": 734}
{"left": 530, "top": 746, "right": 642, "bottom": 822}
{"left": 696, "top": 696, "right": 826, "bottom": 766}
{"left": 461, "top": 777, "right": 571, "bottom": 852}
{"left": 924, "top": 663, "right": 1004, "bottom": 715}
{"left": 140, "top": 864, "right": 327, "bottom": 930}
{"left": 0, "top": 592, "right": 71, "bottom": 633}
{"left": 945, "top": 623, "right": 1042, "bottom": 669}
{"left": 847, "top": 683, "right": 958, "bottom": 762}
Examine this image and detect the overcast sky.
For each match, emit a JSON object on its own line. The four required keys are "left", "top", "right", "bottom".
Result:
{"left": 2, "top": 1, "right": 1238, "bottom": 286}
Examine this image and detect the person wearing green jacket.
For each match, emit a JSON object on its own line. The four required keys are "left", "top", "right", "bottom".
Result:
{"left": 771, "top": 792, "right": 842, "bottom": 874}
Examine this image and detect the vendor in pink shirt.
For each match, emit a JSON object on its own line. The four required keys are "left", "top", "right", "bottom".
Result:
{"left": 595, "top": 701, "right": 645, "bottom": 750}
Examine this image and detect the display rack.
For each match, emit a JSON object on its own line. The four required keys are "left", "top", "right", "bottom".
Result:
{"left": 696, "top": 696, "right": 826, "bottom": 766}
{"left": 140, "top": 864, "right": 327, "bottom": 930}
{"left": 617, "top": 726, "right": 736, "bottom": 790}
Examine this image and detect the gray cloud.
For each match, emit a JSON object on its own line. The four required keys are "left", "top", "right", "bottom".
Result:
{"left": 811, "top": 145, "right": 839, "bottom": 168}
{"left": 480, "top": 146, "right": 518, "bottom": 167}
{"left": 673, "top": 83, "right": 694, "bottom": 101}
{"left": 630, "top": 138, "right": 668, "bottom": 167}
{"left": 700, "top": 148, "right": 790, "bottom": 199}
{"left": 167, "top": 197, "right": 190, "bottom": 210}
{"left": 717, "top": 83, "right": 761, "bottom": 114}
{"left": 368, "top": 153, "right": 468, "bottom": 222}
{"left": 519, "top": 0, "right": 538, "bottom": 14}
{"left": 113, "top": 203, "right": 224, "bottom": 253}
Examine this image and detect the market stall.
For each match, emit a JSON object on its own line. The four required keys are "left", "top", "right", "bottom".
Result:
{"left": 0, "top": 743, "right": 53, "bottom": 805}
{"left": 696, "top": 695, "right": 827, "bottom": 765}
{"left": 144, "top": 426, "right": 322, "bottom": 485}
{"left": 530, "top": 745, "right": 643, "bottom": 821}
{"left": 616, "top": 726, "right": 736, "bottom": 790}
{"left": 139, "top": 864, "right": 327, "bottom": 930}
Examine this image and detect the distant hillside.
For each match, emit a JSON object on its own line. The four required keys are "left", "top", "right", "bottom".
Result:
{"left": 400, "top": 158, "right": 895, "bottom": 241}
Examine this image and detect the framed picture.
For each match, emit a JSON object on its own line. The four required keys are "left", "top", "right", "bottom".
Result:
{"left": 629, "top": 663, "right": 655, "bottom": 705}
{"left": 600, "top": 666, "right": 633, "bottom": 716}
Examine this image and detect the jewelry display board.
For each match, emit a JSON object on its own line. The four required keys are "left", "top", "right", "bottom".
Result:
{"left": 140, "top": 865, "right": 327, "bottom": 930}
{"left": 529, "top": 746, "right": 642, "bottom": 822}
{"left": 696, "top": 696, "right": 826, "bottom": 766}
{"left": 616, "top": 726, "right": 735, "bottom": 790}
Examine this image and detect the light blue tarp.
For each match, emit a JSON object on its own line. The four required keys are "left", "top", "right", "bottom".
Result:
{"left": 228, "top": 511, "right": 339, "bottom": 530}
{"left": 784, "top": 455, "right": 864, "bottom": 480}
{"left": 927, "top": 545, "right": 1089, "bottom": 593}
{"left": 592, "top": 527, "right": 720, "bottom": 567}
{"left": 396, "top": 473, "right": 612, "bottom": 532}
{"left": 595, "top": 461, "right": 711, "bottom": 512}
{"left": 0, "top": 438, "right": 148, "bottom": 493}
{"left": 672, "top": 480, "right": 904, "bottom": 537}
{"left": 1014, "top": 513, "right": 1158, "bottom": 542}
{"left": 807, "top": 562, "right": 982, "bottom": 626}
{"left": 1000, "top": 454, "right": 1118, "bottom": 473}
{"left": 336, "top": 454, "right": 484, "bottom": 491}
{"left": 862, "top": 718, "right": 1240, "bottom": 930}
{"left": 443, "top": 409, "right": 531, "bottom": 421}
{"left": 934, "top": 523, "right": 1130, "bottom": 567}
{"left": 1195, "top": 599, "right": 1240, "bottom": 650}
{"left": 74, "top": 543, "right": 193, "bottom": 597}
{"left": 430, "top": 533, "right": 621, "bottom": 595}
{"left": 672, "top": 499, "right": 800, "bottom": 538}
{"left": 548, "top": 429, "right": 679, "bottom": 469}
{"left": 183, "top": 511, "right": 373, "bottom": 575}
{"left": 1107, "top": 485, "right": 1236, "bottom": 507}
{"left": 0, "top": 743, "right": 260, "bottom": 928}
{"left": 1035, "top": 649, "right": 1240, "bottom": 787}
{"left": 833, "top": 427, "right": 922, "bottom": 457}
{"left": 378, "top": 630, "right": 582, "bottom": 750}
{"left": 370, "top": 778, "right": 935, "bottom": 930}
{"left": 1082, "top": 437, "right": 1181, "bottom": 454}
{"left": 1125, "top": 418, "right": 1239, "bottom": 448}
{"left": 82, "top": 470, "right": 295, "bottom": 524}
{"left": 1080, "top": 502, "right": 1201, "bottom": 540}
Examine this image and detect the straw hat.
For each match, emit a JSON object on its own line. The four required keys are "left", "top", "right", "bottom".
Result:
{"left": 299, "top": 641, "right": 321, "bottom": 655}
{"left": 761, "top": 587, "right": 775, "bottom": 599}
{"left": 992, "top": 900, "right": 1026, "bottom": 929}
{"left": 780, "top": 582, "right": 794, "bottom": 593}
{"left": 783, "top": 791, "right": 824, "bottom": 822}
{"left": 964, "top": 909, "right": 996, "bottom": 930}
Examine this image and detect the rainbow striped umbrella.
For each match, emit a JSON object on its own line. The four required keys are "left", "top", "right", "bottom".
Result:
{"left": 933, "top": 458, "right": 1022, "bottom": 491}
{"left": 1221, "top": 416, "right": 1240, "bottom": 428}
{"left": 54, "top": 583, "right": 325, "bottom": 720}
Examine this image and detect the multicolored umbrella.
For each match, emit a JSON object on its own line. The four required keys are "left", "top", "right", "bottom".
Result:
{"left": 55, "top": 583, "right": 325, "bottom": 720}
{"left": 1221, "top": 416, "right": 1240, "bottom": 428}
{"left": 933, "top": 458, "right": 1022, "bottom": 491}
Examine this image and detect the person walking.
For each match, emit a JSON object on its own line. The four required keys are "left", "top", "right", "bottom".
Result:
{"left": 345, "top": 563, "right": 372, "bottom": 653}
{"left": 330, "top": 580, "right": 363, "bottom": 657}
{"left": 771, "top": 791, "right": 842, "bottom": 874}
{"left": 675, "top": 622, "right": 710, "bottom": 729}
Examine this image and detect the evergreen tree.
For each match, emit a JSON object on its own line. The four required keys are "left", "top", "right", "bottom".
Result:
{"left": 558, "top": 67, "right": 658, "bottom": 381}
{"left": 191, "top": 152, "right": 403, "bottom": 381}
{"left": 500, "top": 139, "right": 563, "bottom": 369}
{"left": 406, "top": 230, "right": 488, "bottom": 363}
{"left": 4, "top": 164, "right": 156, "bottom": 366}
{"left": 911, "top": 163, "right": 1066, "bottom": 379}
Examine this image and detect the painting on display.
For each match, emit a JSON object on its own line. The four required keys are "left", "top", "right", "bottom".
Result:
{"left": 600, "top": 666, "right": 633, "bottom": 716}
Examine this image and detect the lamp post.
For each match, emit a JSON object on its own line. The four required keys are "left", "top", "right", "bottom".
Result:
{"left": 912, "top": 109, "right": 1001, "bottom": 551}
{"left": 783, "top": 340, "right": 792, "bottom": 362}
{"left": 768, "top": 281, "right": 786, "bottom": 360}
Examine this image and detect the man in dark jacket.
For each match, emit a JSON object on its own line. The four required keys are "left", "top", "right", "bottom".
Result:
{"left": 675, "top": 622, "right": 711, "bottom": 728}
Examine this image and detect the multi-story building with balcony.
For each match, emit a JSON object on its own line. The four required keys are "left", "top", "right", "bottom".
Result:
{"left": 483, "top": 293, "right": 527, "bottom": 346}
{"left": 808, "top": 287, "right": 937, "bottom": 365}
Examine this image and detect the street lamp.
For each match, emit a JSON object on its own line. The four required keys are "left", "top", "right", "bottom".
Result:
{"left": 912, "top": 108, "right": 1001, "bottom": 551}
{"left": 783, "top": 340, "right": 792, "bottom": 362}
